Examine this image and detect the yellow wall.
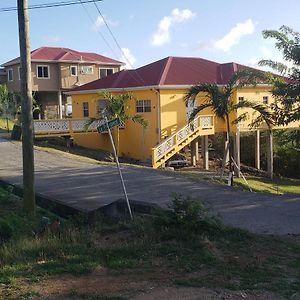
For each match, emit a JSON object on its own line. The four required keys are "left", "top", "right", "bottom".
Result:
{"left": 71, "top": 90, "right": 158, "bottom": 161}
{"left": 236, "top": 86, "right": 299, "bottom": 131}
{"left": 71, "top": 85, "right": 300, "bottom": 161}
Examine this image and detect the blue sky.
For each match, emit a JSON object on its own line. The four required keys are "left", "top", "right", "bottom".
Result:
{"left": 1, "top": 0, "right": 300, "bottom": 69}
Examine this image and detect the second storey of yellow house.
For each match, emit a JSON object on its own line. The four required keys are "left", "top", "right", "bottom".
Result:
{"left": 68, "top": 56, "right": 300, "bottom": 162}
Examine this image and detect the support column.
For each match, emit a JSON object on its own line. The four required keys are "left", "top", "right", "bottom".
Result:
{"left": 191, "top": 139, "right": 197, "bottom": 167}
{"left": 234, "top": 130, "right": 241, "bottom": 177}
{"left": 255, "top": 130, "right": 260, "bottom": 170}
{"left": 195, "top": 138, "right": 199, "bottom": 161}
{"left": 267, "top": 130, "right": 273, "bottom": 179}
{"left": 58, "top": 90, "right": 63, "bottom": 119}
{"left": 202, "top": 135, "right": 209, "bottom": 170}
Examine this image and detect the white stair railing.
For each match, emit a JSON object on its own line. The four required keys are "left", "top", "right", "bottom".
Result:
{"left": 152, "top": 115, "right": 214, "bottom": 167}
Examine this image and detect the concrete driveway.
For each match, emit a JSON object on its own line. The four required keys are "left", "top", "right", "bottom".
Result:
{"left": 0, "top": 137, "right": 299, "bottom": 235}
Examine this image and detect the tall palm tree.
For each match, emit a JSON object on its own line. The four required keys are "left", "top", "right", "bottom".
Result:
{"left": 185, "top": 70, "right": 274, "bottom": 185}
{"left": 92, "top": 91, "right": 148, "bottom": 157}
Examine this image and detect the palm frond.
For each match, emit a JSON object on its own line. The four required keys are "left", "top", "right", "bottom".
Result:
{"left": 258, "top": 59, "right": 289, "bottom": 75}
{"left": 189, "top": 103, "right": 213, "bottom": 121}
{"left": 185, "top": 83, "right": 219, "bottom": 106}
{"left": 131, "top": 114, "right": 148, "bottom": 128}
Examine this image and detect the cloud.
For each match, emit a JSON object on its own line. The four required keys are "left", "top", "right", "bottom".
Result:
{"left": 151, "top": 8, "right": 196, "bottom": 47}
{"left": 42, "top": 35, "right": 61, "bottom": 44}
{"left": 198, "top": 19, "right": 255, "bottom": 52}
{"left": 119, "top": 48, "right": 136, "bottom": 69}
{"left": 92, "top": 16, "right": 118, "bottom": 32}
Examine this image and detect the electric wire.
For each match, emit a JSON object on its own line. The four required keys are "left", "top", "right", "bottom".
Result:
{"left": 79, "top": 0, "right": 120, "bottom": 60}
{"left": 0, "top": 0, "right": 102, "bottom": 12}
{"left": 92, "top": 0, "right": 146, "bottom": 85}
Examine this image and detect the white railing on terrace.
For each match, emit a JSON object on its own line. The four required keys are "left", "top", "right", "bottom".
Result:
{"left": 153, "top": 115, "right": 214, "bottom": 161}
{"left": 33, "top": 118, "right": 104, "bottom": 135}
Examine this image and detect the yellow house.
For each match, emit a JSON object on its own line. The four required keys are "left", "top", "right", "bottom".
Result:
{"left": 67, "top": 56, "right": 299, "bottom": 172}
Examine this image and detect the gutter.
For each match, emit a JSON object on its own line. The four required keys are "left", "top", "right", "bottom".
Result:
{"left": 152, "top": 88, "right": 161, "bottom": 144}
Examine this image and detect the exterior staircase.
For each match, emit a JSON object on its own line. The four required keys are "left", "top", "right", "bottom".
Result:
{"left": 152, "top": 115, "right": 214, "bottom": 169}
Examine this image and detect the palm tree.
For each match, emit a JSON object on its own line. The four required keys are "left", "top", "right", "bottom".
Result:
{"left": 92, "top": 91, "right": 148, "bottom": 156}
{"left": 185, "top": 70, "right": 274, "bottom": 185}
{"left": 259, "top": 25, "right": 300, "bottom": 125}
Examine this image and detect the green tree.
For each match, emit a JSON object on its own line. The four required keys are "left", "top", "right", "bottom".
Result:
{"left": 93, "top": 92, "right": 148, "bottom": 156}
{"left": 0, "top": 84, "right": 17, "bottom": 132}
{"left": 185, "top": 70, "right": 273, "bottom": 185}
{"left": 259, "top": 25, "right": 300, "bottom": 125}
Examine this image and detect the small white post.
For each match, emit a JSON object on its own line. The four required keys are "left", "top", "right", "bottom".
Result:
{"left": 105, "top": 117, "right": 133, "bottom": 220}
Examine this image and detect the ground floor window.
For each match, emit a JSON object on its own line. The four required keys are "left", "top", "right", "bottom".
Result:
{"left": 83, "top": 102, "right": 89, "bottom": 117}
{"left": 136, "top": 100, "right": 151, "bottom": 113}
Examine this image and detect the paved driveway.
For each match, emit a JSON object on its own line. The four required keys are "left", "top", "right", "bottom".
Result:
{"left": 0, "top": 137, "right": 299, "bottom": 235}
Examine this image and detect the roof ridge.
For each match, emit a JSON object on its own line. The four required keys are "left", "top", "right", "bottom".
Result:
{"left": 158, "top": 57, "right": 173, "bottom": 85}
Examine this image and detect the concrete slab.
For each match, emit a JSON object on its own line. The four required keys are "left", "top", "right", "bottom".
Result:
{"left": 0, "top": 137, "right": 299, "bottom": 235}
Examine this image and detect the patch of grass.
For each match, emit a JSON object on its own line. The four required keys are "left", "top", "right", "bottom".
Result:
{"left": 234, "top": 176, "right": 300, "bottom": 194}
{"left": 68, "top": 289, "right": 126, "bottom": 300}
{"left": 0, "top": 190, "right": 299, "bottom": 298}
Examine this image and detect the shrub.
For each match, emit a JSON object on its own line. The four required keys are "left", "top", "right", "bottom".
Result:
{"left": 0, "top": 219, "right": 13, "bottom": 241}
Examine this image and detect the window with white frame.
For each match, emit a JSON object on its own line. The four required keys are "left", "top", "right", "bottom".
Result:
{"left": 99, "top": 68, "right": 113, "bottom": 78}
{"left": 136, "top": 100, "right": 151, "bottom": 113}
{"left": 70, "top": 66, "right": 77, "bottom": 76}
{"left": 263, "top": 96, "right": 269, "bottom": 104}
{"left": 81, "top": 66, "right": 93, "bottom": 75}
{"left": 8, "top": 69, "right": 13, "bottom": 81}
{"left": 238, "top": 96, "right": 244, "bottom": 103}
{"left": 37, "top": 65, "right": 50, "bottom": 79}
{"left": 83, "top": 102, "right": 89, "bottom": 117}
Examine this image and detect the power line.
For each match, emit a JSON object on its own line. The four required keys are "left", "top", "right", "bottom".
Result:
{"left": 92, "top": 0, "right": 146, "bottom": 85}
{"left": 79, "top": 0, "right": 119, "bottom": 60}
{"left": 0, "top": 0, "right": 102, "bottom": 12}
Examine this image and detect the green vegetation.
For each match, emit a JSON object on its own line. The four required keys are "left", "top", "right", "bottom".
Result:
{"left": 234, "top": 176, "right": 300, "bottom": 195}
{"left": 185, "top": 70, "right": 273, "bottom": 185}
{"left": 0, "top": 188, "right": 299, "bottom": 299}
{"left": 259, "top": 26, "right": 300, "bottom": 124}
{"left": 0, "top": 117, "right": 14, "bottom": 131}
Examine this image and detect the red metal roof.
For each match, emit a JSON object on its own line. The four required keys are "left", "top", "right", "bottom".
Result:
{"left": 2, "top": 47, "right": 124, "bottom": 66}
{"left": 70, "top": 56, "right": 263, "bottom": 93}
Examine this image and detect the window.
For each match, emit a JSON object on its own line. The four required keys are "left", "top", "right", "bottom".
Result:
{"left": 70, "top": 66, "right": 77, "bottom": 76}
{"left": 136, "top": 100, "right": 151, "bottom": 113}
{"left": 238, "top": 97, "right": 244, "bottom": 102}
{"left": 81, "top": 66, "right": 93, "bottom": 75}
{"left": 18, "top": 67, "right": 21, "bottom": 80}
{"left": 37, "top": 65, "right": 50, "bottom": 79}
{"left": 96, "top": 99, "right": 107, "bottom": 114}
{"left": 99, "top": 68, "right": 113, "bottom": 78}
{"left": 8, "top": 69, "right": 13, "bottom": 81}
{"left": 263, "top": 96, "right": 269, "bottom": 105}
{"left": 83, "top": 102, "right": 89, "bottom": 117}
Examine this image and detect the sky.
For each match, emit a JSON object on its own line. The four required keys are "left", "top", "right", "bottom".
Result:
{"left": 1, "top": 0, "right": 300, "bottom": 70}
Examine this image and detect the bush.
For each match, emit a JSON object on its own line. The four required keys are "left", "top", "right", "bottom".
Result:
{"left": 151, "top": 194, "right": 218, "bottom": 241}
{"left": 0, "top": 219, "right": 13, "bottom": 241}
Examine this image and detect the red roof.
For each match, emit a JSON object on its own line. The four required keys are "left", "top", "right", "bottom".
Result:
{"left": 2, "top": 47, "right": 124, "bottom": 66}
{"left": 70, "top": 56, "right": 258, "bottom": 93}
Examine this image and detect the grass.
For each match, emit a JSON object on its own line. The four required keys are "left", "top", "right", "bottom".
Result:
{"left": 0, "top": 189, "right": 299, "bottom": 299}
{"left": 233, "top": 176, "right": 300, "bottom": 195}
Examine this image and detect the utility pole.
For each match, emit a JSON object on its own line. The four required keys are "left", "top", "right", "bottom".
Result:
{"left": 17, "top": 0, "right": 35, "bottom": 214}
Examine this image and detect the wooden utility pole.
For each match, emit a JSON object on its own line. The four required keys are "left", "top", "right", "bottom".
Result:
{"left": 17, "top": 0, "right": 35, "bottom": 213}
